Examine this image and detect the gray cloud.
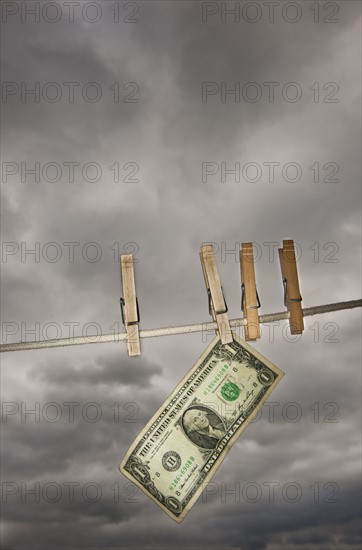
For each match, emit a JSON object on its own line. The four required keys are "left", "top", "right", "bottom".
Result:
{"left": 29, "top": 351, "right": 163, "bottom": 388}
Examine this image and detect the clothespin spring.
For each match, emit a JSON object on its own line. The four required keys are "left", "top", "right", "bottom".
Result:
{"left": 207, "top": 287, "right": 228, "bottom": 315}
{"left": 120, "top": 297, "right": 140, "bottom": 326}
{"left": 282, "top": 279, "right": 302, "bottom": 307}
{"left": 241, "top": 284, "right": 261, "bottom": 310}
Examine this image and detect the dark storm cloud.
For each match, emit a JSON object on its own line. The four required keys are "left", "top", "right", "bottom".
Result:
{"left": 1, "top": 12, "right": 143, "bottom": 152}
{"left": 1, "top": 1, "right": 361, "bottom": 549}
{"left": 30, "top": 351, "right": 163, "bottom": 388}
{"left": 197, "top": 486, "right": 362, "bottom": 550}
{"left": 2, "top": 354, "right": 165, "bottom": 480}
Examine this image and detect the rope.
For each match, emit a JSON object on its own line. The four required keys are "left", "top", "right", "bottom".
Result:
{"left": 1, "top": 299, "right": 361, "bottom": 353}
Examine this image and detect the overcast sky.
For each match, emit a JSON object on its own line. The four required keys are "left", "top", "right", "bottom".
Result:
{"left": 1, "top": 1, "right": 361, "bottom": 549}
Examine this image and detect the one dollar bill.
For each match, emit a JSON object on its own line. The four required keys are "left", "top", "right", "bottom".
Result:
{"left": 119, "top": 332, "right": 284, "bottom": 522}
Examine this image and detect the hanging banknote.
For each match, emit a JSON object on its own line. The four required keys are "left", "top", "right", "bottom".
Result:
{"left": 119, "top": 332, "right": 284, "bottom": 522}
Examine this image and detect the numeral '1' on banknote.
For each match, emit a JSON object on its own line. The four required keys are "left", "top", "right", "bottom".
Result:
{"left": 119, "top": 332, "right": 284, "bottom": 522}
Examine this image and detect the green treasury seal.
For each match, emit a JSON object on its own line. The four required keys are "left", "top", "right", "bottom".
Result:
{"left": 221, "top": 381, "right": 240, "bottom": 401}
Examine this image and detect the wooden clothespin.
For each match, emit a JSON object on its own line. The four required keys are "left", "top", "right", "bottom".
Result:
{"left": 200, "top": 244, "right": 233, "bottom": 344}
{"left": 278, "top": 239, "right": 304, "bottom": 335}
{"left": 120, "top": 254, "right": 141, "bottom": 356}
{"left": 240, "top": 242, "right": 261, "bottom": 341}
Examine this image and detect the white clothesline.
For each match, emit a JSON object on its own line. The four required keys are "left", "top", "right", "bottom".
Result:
{"left": 1, "top": 299, "right": 361, "bottom": 353}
